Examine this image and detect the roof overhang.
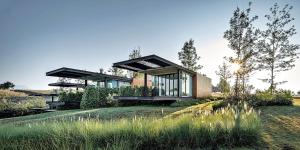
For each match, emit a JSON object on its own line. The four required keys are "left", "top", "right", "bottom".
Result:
{"left": 48, "top": 82, "right": 85, "bottom": 88}
{"left": 113, "top": 55, "right": 196, "bottom": 75}
{"left": 46, "top": 67, "right": 132, "bottom": 82}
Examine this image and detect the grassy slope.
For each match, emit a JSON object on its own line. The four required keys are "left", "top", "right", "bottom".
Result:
{"left": 1, "top": 99, "right": 300, "bottom": 149}
{"left": 0, "top": 106, "right": 183, "bottom": 126}
{"left": 259, "top": 98, "right": 300, "bottom": 149}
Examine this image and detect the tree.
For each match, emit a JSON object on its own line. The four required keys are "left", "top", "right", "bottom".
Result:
{"left": 129, "top": 46, "right": 142, "bottom": 60}
{"left": 215, "top": 60, "right": 232, "bottom": 96}
{"left": 128, "top": 47, "right": 142, "bottom": 78}
{"left": 178, "top": 39, "right": 202, "bottom": 71}
{"left": 224, "top": 2, "right": 259, "bottom": 99}
{"left": 0, "top": 81, "right": 15, "bottom": 89}
{"left": 257, "top": 3, "right": 299, "bottom": 94}
{"left": 99, "top": 68, "right": 105, "bottom": 74}
{"left": 108, "top": 66, "right": 124, "bottom": 76}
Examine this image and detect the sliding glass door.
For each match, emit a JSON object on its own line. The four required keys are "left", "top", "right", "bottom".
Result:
{"left": 152, "top": 71, "right": 192, "bottom": 97}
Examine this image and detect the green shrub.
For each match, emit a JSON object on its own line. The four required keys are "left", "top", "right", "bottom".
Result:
{"left": 118, "top": 86, "right": 145, "bottom": 96}
{"left": 80, "top": 87, "right": 116, "bottom": 109}
{"left": 59, "top": 91, "right": 83, "bottom": 102}
{"left": 248, "top": 89, "right": 293, "bottom": 107}
{"left": 0, "top": 104, "right": 261, "bottom": 149}
{"left": 212, "top": 100, "right": 228, "bottom": 110}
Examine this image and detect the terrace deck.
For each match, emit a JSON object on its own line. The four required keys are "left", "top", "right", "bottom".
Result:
{"left": 116, "top": 96, "right": 192, "bottom": 101}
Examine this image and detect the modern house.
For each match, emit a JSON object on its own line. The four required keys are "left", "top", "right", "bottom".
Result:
{"left": 46, "top": 54, "right": 212, "bottom": 100}
{"left": 113, "top": 55, "right": 212, "bottom": 100}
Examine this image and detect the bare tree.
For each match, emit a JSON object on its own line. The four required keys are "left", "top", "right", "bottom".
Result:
{"left": 215, "top": 59, "right": 232, "bottom": 96}
{"left": 128, "top": 47, "right": 142, "bottom": 78}
{"left": 108, "top": 66, "right": 124, "bottom": 76}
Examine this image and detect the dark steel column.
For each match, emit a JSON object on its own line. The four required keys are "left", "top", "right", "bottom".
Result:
{"left": 104, "top": 78, "right": 108, "bottom": 88}
{"left": 144, "top": 73, "right": 148, "bottom": 96}
{"left": 85, "top": 80, "right": 88, "bottom": 87}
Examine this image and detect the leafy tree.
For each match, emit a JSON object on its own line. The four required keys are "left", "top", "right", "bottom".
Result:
{"left": 0, "top": 81, "right": 15, "bottom": 89}
{"left": 108, "top": 66, "right": 124, "bottom": 76}
{"left": 178, "top": 39, "right": 202, "bottom": 71}
{"left": 257, "top": 3, "right": 299, "bottom": 94}
{"left": 224, "top": 2, "right": 259, "bottom": 99}
{"left": 215, "top": 60, "right": 232, "bottom": 96}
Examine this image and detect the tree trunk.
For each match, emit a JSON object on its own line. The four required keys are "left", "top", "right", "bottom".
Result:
{"left": 270, "top": 65, "right": 274, "bottom": 94}
{"left": 242, "top": 74, "right": 245, "bottom": 100}
{"left": 234, "top": 73, "right": 239, "bottom": 100}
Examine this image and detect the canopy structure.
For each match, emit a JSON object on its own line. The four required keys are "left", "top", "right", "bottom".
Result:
{"left": 46, "top": 67, "right": 132, "bottom": 82}
{"left": 48, "top": 82, "right": 85, "bottom": 88}
{"left": 113, "top": 55, "right": 195, "bottom": 75}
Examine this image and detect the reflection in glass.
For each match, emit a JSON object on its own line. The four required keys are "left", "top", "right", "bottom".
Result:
{"left": 160, "top": 76, "right": 165, "bottom": 96}
{"left": 170, "top": 74, "right": 174, "bottom": 96}
{"left": 166, "top": 75, "right": 169, "bottom": 96}
{"left": 174, "top": 74, "right": 178, "bottom": 96}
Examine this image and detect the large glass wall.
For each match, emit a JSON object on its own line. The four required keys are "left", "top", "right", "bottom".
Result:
{"left": 151, "top": 71, "right": 193, "bottom": 97}
{"left": 96, "top": 80, "right": 130, "bottom": 88}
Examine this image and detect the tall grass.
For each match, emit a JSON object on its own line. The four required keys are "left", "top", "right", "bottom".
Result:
{"left": 0, "top": 103, "right": 260, "bottom": 149}
{"left": 0, "top": 90, "right": 27, "bottom": 98}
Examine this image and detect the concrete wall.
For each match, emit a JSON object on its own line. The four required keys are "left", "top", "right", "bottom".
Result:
{"left": 192, "top": 73, "right": 212, "bottom": 98}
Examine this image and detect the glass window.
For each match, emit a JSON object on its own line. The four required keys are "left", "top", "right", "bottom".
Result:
{"left": 181, "top": 72, "right": 187, "bottom": 96}
{"left": 174, "top": 73, "right": 178, "bottom": 96}
{"left": 160, "top": 76, "right": 165, "bottom": 96}
{"left": 97, "top": 82, "right": 105, "bottom": 88}
{"left": 179, "top": 71, "right": 193, "bottom": 97}
{"left": 186, "top": 74, "right": 191, "bottom": 96}
{"left": 170, "top": 74, "right": 174, "bottom": 96}
{"left": 189, "top": 75, "right": 193, "bottom": 96}
{"left": 119, "top": 81, "right": 130, "bottom": 88}
{"left": 166, "top": 75, "right": 169, "bottom": 96}
{"left": 152, "top": 76, "right": 159, "bottom": 96}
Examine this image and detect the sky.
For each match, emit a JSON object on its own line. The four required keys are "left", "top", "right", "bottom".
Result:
{"left": 0, "top": 0, "right": 299, "bottom": 92}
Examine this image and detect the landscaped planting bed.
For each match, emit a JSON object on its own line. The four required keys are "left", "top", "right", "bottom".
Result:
{"left": 0, "top": 90, "right": 46, "bottom": 118}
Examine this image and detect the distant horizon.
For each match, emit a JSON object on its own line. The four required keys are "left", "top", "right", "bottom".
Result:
{"left": 0, "top": 0, "right": 299, "bottom": 93}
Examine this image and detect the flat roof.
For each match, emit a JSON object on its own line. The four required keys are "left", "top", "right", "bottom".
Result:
{"left": 46, "top": 67, "right": 132, "bottom": 82}
{"left": 113, "top": 55, "right": 196, "bottom": 75}
{"left": 48, "top": 82, "right": 85, "bottom": 88}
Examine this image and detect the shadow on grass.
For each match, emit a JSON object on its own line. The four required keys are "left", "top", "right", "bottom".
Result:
{"left": 258, "top": 100, "right": 300, "bottom": 149}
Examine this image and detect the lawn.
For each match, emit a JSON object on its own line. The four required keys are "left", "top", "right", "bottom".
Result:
{"left": 258, "top": 98, "right": 300, "bottom": 149}
{"left": 0, "top": 106, "right": 183, "bottom": 126}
